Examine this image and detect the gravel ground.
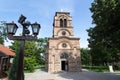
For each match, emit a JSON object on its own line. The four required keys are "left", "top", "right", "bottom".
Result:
{"left": 25, "top": 69, "right": 120, "bottom": 80}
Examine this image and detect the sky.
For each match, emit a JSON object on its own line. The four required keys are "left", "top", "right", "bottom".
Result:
{"left": 0, "top": 0, "right": 94, "bottom": 48}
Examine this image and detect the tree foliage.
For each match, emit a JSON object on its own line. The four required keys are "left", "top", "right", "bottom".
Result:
{"left": 35, "top": 38, "right": 48, "bottom": 65}
{"left": 87, "top": 0, "right": 120, "bottom": 65}
{"left": 9, "top": 41, "right": 22, "bottom": 80}
{"left": 0, "top": 21, "right": 7, "bottom": 42}
{"left": 9, "top": 38, "right": 48, "bottom": 73}
{"left": 0, "top": 37, "right": 4, "bottom": 44}
{"left": 0, "top": 21, "right": 7, "bottom": 44}
{"left": 24, "top": 41, "right": 37, "bottom": 72}
{"left": 81, "top": 48, "right": 91, "bottom": 65}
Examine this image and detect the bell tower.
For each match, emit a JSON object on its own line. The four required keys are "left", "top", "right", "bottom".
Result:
{"left": 53, "top": 12, "right": 74, "bottom": 37}
{"left": 46, "top": 12, "right": 81, "bottom": 72}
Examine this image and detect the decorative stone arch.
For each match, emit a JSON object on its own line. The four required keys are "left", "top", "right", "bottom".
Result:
{"left": 57, "top": 41, "right": 72, "bottom": 49}
{"left": 60, "top": 52, "right": 69, "bottom": 59}
{"left": 58, "top": 15, "right": 68, "bottom": 20}
{"left": 59, "top": 51, "right": 69, "bottom": 71}
{"left": 57, "top": 29, "right": 71, "bottom": 36}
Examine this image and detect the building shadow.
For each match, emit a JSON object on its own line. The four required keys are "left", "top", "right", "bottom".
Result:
{"left": 55, "top": 70, "right": 120, "bottom": 80}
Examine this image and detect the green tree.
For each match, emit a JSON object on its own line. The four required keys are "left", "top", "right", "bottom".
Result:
{"left": 35, "top": 38, "right": 48, "bottom": 65}
{"left": 87, "top": 0, "right": 120, "bottom": 65}
{"left": 0, "top": 21, "right": 7, "bottom": 44}
{"left": 24, "top": 41, "right": 37, "bottom": 72}
{"left": 81, "top": 48, "right": 91, "bottom": 65}
{"left": 9, "top": 41, "right": 21, "bottom": 80}
{"left": 9, "top": 37, "right": 48, "bottom": 73}
{"left": 9, "top": 40, "right": 37, "bottom": 74}
{"left": 0, "top": 37, "right": 4, "bottom": 44}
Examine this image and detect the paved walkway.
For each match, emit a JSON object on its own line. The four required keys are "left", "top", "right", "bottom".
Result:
{"left": 25, "top": 69, "right": 120, "bottom": 80}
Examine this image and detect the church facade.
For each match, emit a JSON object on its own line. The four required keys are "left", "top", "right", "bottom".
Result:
{"left": 45, "top": 12, "right": 81, "bottom": 72}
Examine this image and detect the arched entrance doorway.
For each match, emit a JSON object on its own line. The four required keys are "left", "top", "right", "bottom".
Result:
{"left": 60, "top": 53, "right": 68, "bottom": 71}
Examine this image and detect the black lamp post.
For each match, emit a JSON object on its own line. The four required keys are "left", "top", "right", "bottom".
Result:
{"left": 6, "top": 15, "right": 40, "bottom": 80}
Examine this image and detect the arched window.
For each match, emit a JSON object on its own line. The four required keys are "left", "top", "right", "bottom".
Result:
{"left": 60, "top": 19, "right": 63, "bottom": 27}
{"left": 64, "top": 19, "right": 67, "bottom": 27}
{"left": 60, "top": 53, "right": 68, "bottom": 59}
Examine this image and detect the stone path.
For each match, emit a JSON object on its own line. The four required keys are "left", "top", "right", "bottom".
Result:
{"left": 25, "top": 69, "right": 120, "bottom": 80}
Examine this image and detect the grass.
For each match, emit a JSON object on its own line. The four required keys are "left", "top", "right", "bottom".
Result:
{"left": 82, "top": 65, "right": 120, "bottom": 72}
{"left": 24, "top": 65, "right": 45, "bottom": 73}
{"left": 114, "top": 70, "right": 120, "bottom": 72}
{"left": 34, "top": 65, "right": 45, "bottom": 69}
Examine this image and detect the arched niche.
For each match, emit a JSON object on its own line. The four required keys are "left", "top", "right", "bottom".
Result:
{"left": 60, "top": 52, "right": 68, "bottom": 59}
{"left": 57, "top": 41, "right": 72, "bottom": 49}
{"left": 57, "top": 29, "right": 71, "bottom": 36}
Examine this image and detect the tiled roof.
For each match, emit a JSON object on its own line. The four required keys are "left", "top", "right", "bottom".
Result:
{"left": 0, "top": 45, "right": 15, "bottom": 57}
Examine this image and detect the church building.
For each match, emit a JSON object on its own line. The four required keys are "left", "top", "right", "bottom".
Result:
{"left": 45, "top": 12, "right": 81, "bottom": 72}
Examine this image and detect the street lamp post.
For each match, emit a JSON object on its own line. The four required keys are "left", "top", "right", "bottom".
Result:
{"left": 6, "top": 15, "right": 40, "bottom": 80}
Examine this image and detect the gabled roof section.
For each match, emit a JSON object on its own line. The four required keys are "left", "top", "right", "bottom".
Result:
{"left": 0, "top": 45, "right": 15, "bottom": 57}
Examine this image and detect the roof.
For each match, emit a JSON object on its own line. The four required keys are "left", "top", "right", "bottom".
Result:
{"left": 55, "top": 12, "right": 70, "bottom": 16}
{"left": 0, "top": 45, "right": 15, "bottom": 57}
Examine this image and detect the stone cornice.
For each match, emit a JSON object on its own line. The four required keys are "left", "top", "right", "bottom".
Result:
{"left": 48, "top": 36, "right": 80, "bottom": 40}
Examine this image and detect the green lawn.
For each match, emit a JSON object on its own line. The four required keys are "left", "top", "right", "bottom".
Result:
{"left": 82, "top": 65, "right": 120, "bottom": 72}
{"left": 34, "top": 65, "right": 45, "bottom": 69}
{"left": 24, "top": 65, "right": 45, "bottom": 73}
